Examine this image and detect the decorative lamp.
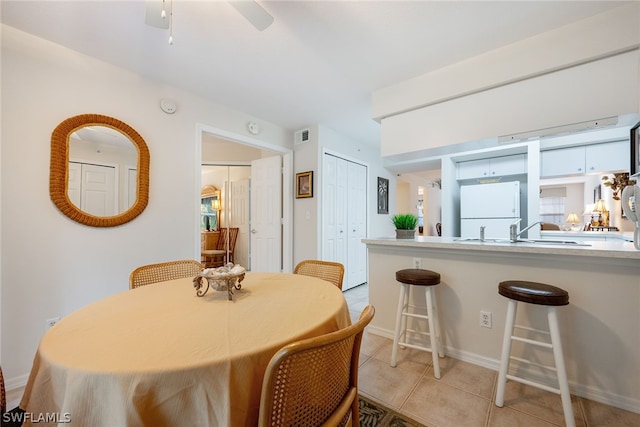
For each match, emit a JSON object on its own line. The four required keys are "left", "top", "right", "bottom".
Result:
{"left": 593, "top": 199, "right": 609, "bottom": 228}
{"left": 565, "top": 213, "right": 580, "bottom": 231}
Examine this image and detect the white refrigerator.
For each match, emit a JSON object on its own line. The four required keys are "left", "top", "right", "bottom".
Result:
{"left": 460, "top": 181, "right": 520, "bottom": 239}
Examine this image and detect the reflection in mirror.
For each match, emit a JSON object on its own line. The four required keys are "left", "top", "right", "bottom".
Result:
{"left": 50, "top": 114, "right": 150, "bottom": 227}
{"left": 201, "top": 185, "right": 220, "bottom": 231}
{"left": 68, "top": 125, "right": 138, "bottom": 216}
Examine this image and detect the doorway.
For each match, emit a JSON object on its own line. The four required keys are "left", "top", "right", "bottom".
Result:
{"left": 196, "top": 124, "right": 293, "bottom": 272}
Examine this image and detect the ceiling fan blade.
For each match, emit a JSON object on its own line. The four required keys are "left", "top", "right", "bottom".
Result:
{"left": 145, "top": 0, "right": 170, "bottom": 29}
{"left": 229, "top": 1, "right": 274, "bottom": 31}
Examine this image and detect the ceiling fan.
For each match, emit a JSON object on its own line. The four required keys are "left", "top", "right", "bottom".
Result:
{"left": 145, "top": 0, "right": 274, "bottom": 33}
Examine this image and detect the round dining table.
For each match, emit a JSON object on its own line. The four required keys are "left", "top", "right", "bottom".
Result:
{"left": 20, "top": 272, "right": 351, "bottom": 427}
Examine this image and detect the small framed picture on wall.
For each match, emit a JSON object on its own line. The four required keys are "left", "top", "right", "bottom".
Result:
{"left": 296, "top": 171, "right": 313, "bottom": 198}
{"left": 631, "top": 121, "right": 640, "bottom": 177}
{"left": 377, "top": 177, "right": 389, "bottom": 214}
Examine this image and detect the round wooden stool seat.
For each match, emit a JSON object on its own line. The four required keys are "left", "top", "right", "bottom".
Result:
{"left": 499, "top": 280, "right": 569, "bottom": 306}
{"left": 396, "top": 269, "right": 440, "bottom": 286}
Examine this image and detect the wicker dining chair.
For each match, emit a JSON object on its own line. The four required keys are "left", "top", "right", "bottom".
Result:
{"left": 129, "top": 260, "right": 203, "bottom": 289}
{"left": 258, "top": 305, "right": 375, "bottom": 427}
{"left": 1, "top": 365, "right": 6, "bottom": 415}
{"left": 293, "top": 260, "right": 345, "bottom": 290}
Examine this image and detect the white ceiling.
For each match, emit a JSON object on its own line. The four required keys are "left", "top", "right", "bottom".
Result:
{"left": 1, "top": 1, "right": 629, "bottom": 148}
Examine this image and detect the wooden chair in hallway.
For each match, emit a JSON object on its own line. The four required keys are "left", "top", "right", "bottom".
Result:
{"left": 129, "top": 260, "right": 203, "bottom": 289}
{"left": 258, "top": 305, "right": 375, "bottom": 427}
{"left": 202, "top": 227, "right": 239, "bottom": 268}
{"left": 294, "top": 260, "right": 345, "bottom": 290}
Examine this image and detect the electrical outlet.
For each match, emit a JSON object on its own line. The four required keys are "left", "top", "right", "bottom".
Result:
{"left": 480, "top": 311, "right": 492, "bottom": 328}
{"left": 46, "top": 317, "right": 60, "bottom": 331}
{"left": 413, "top": 258, "right": 421, "bottom": 269}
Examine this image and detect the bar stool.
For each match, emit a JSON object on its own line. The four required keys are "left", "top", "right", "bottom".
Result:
{"left": 495, "top": 280, "right": 575, "bottom": 427}
{"left": 391, "top": 268, "right": 444, "bottom": 378}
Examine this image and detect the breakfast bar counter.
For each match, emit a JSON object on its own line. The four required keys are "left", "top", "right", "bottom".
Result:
{"left": 363, "top": 236, "right": 640, "bottom": 413}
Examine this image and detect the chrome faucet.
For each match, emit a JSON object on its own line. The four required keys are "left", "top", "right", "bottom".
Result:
{"left": 510, "top": 220, "right": 543, "bottom": 242}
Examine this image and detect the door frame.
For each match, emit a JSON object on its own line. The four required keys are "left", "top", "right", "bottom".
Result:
{"left": 195, "top": 123, "right": 293, "bottom": 272}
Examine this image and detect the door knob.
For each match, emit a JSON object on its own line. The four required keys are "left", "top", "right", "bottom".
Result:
{"left": 251, "top": 229, "right": 257, "bottom": 234}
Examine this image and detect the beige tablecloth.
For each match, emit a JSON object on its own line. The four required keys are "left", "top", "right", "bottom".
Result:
{"left": 20, "top": 272, "right": 351, "bottom": 427}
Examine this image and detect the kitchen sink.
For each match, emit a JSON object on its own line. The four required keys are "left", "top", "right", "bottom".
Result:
{"left": 521, "top": 239, "right": 591, "bottom": 246}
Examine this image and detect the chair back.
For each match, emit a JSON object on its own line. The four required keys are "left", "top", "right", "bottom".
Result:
{"left": 259, "top": 305, "right": 375, "bottom": 427}
{"left": 129, "top": 260, "right": 203, "bottom": 289}
{"left": 215, "top": 227, "right": 240, "bottom": 264}
{"left": 1, "top": 365, "right": 5, "bottom": 415}
{"left": 294, "top": 260, "right": 345, "bottom": 290}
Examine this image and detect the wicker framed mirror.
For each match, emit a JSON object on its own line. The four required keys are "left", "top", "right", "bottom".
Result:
{"left": 50, "top": 114, "right": 150, "bottom": 227}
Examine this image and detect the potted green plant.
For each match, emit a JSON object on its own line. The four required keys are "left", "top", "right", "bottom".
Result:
{"left": 392, "top": 213, "right": 418, "bottom": 239}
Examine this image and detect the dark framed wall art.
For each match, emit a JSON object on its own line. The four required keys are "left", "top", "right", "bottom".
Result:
{"left": 296, "top": 171, "right": 313, "bottom": 198}
{"left": 377, "top": 177, "right": 389, "bottom": 214}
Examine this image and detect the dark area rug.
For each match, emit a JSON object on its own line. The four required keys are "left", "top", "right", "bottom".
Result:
{"left": 359, "top": 395, "right": 425, "bottom": 426}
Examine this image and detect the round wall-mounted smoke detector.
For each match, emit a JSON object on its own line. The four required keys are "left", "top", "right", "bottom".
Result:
{"left": 159, "top": 99, "right": 177, "bottom": 114}
{"left": 247, "top": 122, "right": 260, "bottom": 135}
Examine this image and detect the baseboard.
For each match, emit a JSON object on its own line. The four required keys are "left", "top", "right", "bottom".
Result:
{"left": 366, "top": 326, "right": 640, "bottom": 414}
{"left": 5, "top": 373, "right": 29, "bottom": 392}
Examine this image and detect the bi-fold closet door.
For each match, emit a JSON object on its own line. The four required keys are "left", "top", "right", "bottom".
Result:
{"left": 322, "top": 153, "right": 367, "bottom": 291}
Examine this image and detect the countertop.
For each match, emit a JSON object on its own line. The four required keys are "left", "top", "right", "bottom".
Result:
{"left": 540, "top": 230, "right": 633, "bottom": 241}
{"left": 362, "top": 235, "right": 640, "bottom": 260}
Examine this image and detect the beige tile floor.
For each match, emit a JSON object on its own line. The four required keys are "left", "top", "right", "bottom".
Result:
{"left": 345, "top": 283, "right": 640, "bottom": 427}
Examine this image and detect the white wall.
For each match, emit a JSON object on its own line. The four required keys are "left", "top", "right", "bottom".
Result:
{"left": 292, "top": 125, "right": 320, "bottom": 264}
{"left": 381, "top": 51, "right": 638, "bottom": 157}
{"left": 0, "top": 26, "right": 291, "bottom": 385}
{"left": 375, "top": 3, "right": 640, "bottom": 158}
{"left": 395, "top": 181, "right": 411, "bottom": 215}
{"left": 291, "top": 124, "right": 397, "bottom": 265}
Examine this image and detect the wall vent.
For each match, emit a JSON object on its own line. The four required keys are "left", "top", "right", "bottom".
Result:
{"left": 294, "top": 128, "right": 311, "bottom": 145}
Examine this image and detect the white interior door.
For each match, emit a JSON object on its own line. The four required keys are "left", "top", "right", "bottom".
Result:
{"left": 250, "top": 156, "right": 282, "bottom": 272}
{"left": 127, "top": 168, "right": 137, "bottom": 209}
{"left": 68, "top": 162, "right": 82, "bottom": 208}
{"left": 82, "top": 163, "right": 116, "bottom": 216}
{"left": 68, "top": 161, "right": 116, "bottom": 216}
{"left": 346, "top": 161, "right": 367, "bottom": 290}
{"left": 322, "top": 153, "right": 367, "bottom": 290}
{"left": 230, "top": 179, "right": 250, "bottom": 268}
{"left": 322, "top": 155, "right": 347, "bottom": 264}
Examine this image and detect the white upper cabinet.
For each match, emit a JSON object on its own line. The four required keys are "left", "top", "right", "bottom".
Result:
{"left": 540, "top": 146, "right": 586, "bottom": 176}
{"left": 584, "top": 140, "right": 628, "bottom": 173}
{"left": 541, "top": 140, "right": 628, "bottom": 177}
{"left": 457, "top": 154, "right": 526, "bottom": 180}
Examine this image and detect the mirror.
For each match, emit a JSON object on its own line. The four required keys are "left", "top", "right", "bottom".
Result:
{"left": 201, "top": 185, "right": 220, "bottom": 231}
{"left": 50, "top": 114, "right": 150, "bottom": 227}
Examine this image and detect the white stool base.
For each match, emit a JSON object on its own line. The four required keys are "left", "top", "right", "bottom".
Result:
{"left": 391, "top": 282, "right": 443, "bottom": 379}
{"left": 495, "top": 300, "right": 575, "bottom": 427}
